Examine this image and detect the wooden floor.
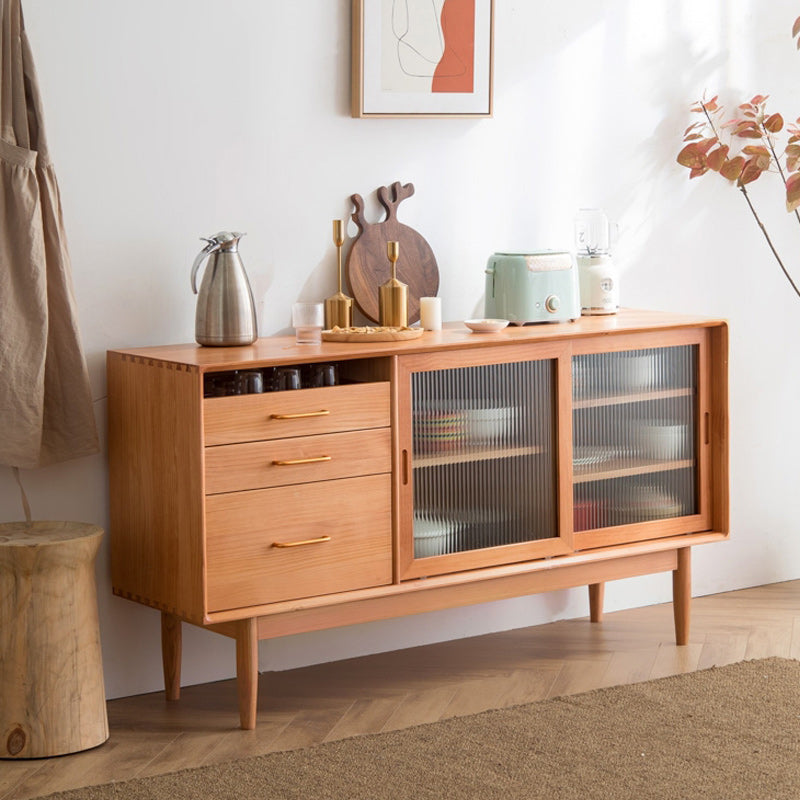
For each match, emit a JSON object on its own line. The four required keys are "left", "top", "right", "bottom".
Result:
{"left": 3, "top": 579, "right": 800, "bottom": 799}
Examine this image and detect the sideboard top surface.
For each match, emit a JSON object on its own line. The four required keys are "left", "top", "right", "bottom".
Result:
{"left": 108, "top": 309, "right": 728, "bottom": 371}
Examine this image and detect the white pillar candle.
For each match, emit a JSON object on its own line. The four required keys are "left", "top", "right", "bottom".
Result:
{"left": 419, "top": 296, "right": 442, "bottom": 331}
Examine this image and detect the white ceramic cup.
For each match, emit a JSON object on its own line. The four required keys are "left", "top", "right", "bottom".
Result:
{"left": 292, "top": 302, "right": 324, "bottom": 344}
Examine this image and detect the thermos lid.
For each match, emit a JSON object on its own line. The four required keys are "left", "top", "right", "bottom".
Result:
{"left": 203, "top": 231, "right": 245, "bottom": 252}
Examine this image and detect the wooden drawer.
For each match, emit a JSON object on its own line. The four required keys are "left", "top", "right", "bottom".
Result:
{"left": 205, "top": 474, "right": 392, "bottom": 611}
{"left": 204, "top": 428, "right": 391, "bottom": 494}
{"left": 203, "top": 382, "right": 390, "bottom": 446}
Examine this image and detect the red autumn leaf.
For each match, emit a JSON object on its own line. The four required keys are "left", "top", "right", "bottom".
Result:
{"left": 704, "top": 96, "right": 719, "bottom": 112}
{"left": 684, "top": 122, "right": 703, "bottom": 136}
{"left": 739, "top": 158, "right": 765, "bottom": 185}
{"left": 720, "top": 156, "right": 745, "bottom": 181}
{"left": 683, "top": 133, "right": 703, "bottom": 142}
{"left": 750, "top": 94, "right": 769, "bottom": 105}
{"left": 732, "top": 118, "right": 759, "bottom": 132}
{"left": 678, "top": 137, "right": 716, "bottom": 164}
{"left": 786, "top": 172, "right": 800, "bottom": 211}
{"left": 793, "top": 16, "right": 800, "bottom": 37}
{"left": 764, "top": 113, "right": 784, "bottom": 133}
{"left": 740, "top": 148, "right": 771, "bottom": 171}
{"left": 689, "top": 166, "right": 709, "bottom": 179}
{"left": 785, "top": 144, "right": 800, "bottom": 171}
{"left": 677, "top": 142, "right": 707, "bottom": 169}
{"left": 706, "top": 145, "right": 729, "bottom": 172}
{"left": 735, "top": 127, "right": 763, "bottom": 139}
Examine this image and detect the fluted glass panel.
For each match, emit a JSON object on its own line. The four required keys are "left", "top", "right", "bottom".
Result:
{"left": 412, "top": 359, "right": 556, "bottom": 558}
{"left": 572, "top": 345, "right": 698, "bottom": 531}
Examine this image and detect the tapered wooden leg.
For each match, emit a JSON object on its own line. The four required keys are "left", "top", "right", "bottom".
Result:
{"left": 588, "top": 582, "right": 604, "bottom": 622}
{"left": 161, "top": 612, "right": 182, "bottom": 701}
{"left": 236, "top": 618, "right": 259, "bottom": 730}
{"left": 672, "top": 547, "right": 692, "bottom": 646}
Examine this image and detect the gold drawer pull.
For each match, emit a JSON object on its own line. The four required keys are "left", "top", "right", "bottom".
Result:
{"left": 270, "top": 410, "right": 331, "bottom": 420}
{"left": 272, "top": 535, "right": 332, "bottom": 548}
{"left": 272, "top": 455, "right": 332, "bottom": 466}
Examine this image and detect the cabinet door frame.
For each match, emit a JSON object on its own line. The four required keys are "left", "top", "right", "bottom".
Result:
{"left": 570, "top": 328, "right": 715, "bottom": 550}
{"left": 394, "top": 341, "right": 574, "bottom": 581}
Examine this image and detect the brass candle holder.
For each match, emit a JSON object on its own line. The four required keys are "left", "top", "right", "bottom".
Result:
{"left": 379, "top": 240, "right": 408, "bottom": 327}
{"left": 324, "top": 219, "right": 353, "bottom": 329}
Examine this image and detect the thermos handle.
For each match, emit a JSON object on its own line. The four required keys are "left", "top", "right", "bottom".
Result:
{"left": 190, "top": 238, "right": 221, "bottom": 295}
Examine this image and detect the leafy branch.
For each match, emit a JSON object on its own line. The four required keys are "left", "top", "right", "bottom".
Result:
{"left": 676, "top": 12, "right": 800, "bottom": 300}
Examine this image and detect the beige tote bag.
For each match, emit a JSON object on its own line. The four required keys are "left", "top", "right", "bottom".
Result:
{"left": 0, "top": 0, "right": 98, "bottom": 469}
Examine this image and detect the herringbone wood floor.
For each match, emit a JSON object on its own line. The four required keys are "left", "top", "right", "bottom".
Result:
{"left": 3, "top": 579, "right": 800, "bottom": 799}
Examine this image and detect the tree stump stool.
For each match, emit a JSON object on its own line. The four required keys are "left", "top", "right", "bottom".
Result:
{"left": 0, "top": 521, "right": 109, "bottom": 758}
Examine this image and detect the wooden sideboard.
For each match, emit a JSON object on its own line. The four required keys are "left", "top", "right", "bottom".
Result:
{"left": 107, "top": 309, "right": 729, "bottom": 729}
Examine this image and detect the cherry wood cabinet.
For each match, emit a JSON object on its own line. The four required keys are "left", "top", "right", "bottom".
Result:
{"left": 107, "top": 309, "right": 728, "bottom": 729}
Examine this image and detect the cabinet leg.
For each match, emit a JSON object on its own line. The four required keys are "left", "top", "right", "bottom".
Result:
{"left": 672, "top": 547, "right": 692, "bottom": 646}
{"left": 236, "top": 618, "right": 259, "bottom": 730}
{"left": 161, "top": 611, "right": 182, "bottom": 701}
{"left": 588, "top": 583, "right": 604, "bottom": 622}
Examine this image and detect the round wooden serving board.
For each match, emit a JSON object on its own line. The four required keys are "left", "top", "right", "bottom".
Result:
{"left": 321, "top": 327, "right": 424, "bottom": 343}
{"left": 345, "top": 182, "right": 439, "bottom": 324}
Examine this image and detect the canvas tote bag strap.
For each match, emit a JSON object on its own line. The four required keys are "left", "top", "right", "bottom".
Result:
{"left": 0, "top": 0, "right": 47, "bottom": 470}
{"left": 0, "top": 0, "right": 31, "bottom": 149}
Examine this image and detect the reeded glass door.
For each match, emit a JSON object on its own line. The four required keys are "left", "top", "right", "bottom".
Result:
{"left": 572, "top": 337, "right": 708, "bottom": 546}
{"left": 397, "top": 344, "right": 572, "bottom": 579}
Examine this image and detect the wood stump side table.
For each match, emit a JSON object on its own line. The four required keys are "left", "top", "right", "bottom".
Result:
{"left": 0, "top": 521, "right": 109, "bottom": 758}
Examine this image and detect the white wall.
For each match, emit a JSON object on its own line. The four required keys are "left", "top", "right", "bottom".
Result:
{"left": 3, "top": 0, "right": 800, "bottom": 700}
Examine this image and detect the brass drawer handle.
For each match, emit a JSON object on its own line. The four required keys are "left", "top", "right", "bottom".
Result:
{"left": 270, "top": 410, "right": 331, "bottom": 420}
{"left": 272, "top": 535, "right": 332, "bottom": 548}
{"left": 272, "top": 455, "right": 332, "bottom": 466}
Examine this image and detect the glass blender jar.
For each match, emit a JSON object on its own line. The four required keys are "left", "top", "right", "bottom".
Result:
{"left": 574, "top": 208, "right": 619, "bottom": 315}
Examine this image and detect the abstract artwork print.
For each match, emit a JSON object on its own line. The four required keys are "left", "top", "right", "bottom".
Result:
{"left": 353, "top": 0, "right": 492, "bottom": 117}
{"left": 382, "top": 0, "right": 475, "bottom": 94}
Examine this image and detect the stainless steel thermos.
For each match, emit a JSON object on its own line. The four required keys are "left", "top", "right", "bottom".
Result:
{"left": 190, "top": 231, "right": 258, "bottom": 346}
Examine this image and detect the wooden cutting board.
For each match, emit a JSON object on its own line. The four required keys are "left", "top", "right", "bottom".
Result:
{"left": 345, "top": 182, "right": 439, "bottom": 324}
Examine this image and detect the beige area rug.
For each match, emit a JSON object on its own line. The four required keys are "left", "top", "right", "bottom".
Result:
{"left": 36, "top": 658, "right": 800, "bottom": 800}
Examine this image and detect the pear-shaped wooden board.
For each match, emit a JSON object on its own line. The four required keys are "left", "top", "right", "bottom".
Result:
{"left": 345, "top": 182, "right": 439, "bottom": 324}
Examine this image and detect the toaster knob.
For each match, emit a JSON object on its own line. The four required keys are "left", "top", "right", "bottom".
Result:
{"left": 545, "top": 295, "right": 560, "bottom": 313}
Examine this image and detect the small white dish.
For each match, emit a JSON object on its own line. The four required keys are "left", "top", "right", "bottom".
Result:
{"left": 465, "top": 406, "right": 518, "bottom": 443}
{"left": 464, "top": 318, "right": 509, "bottom": 333}
{"left": 413, "top": 517, "right": 460, "bottom": 558}
{"left": 636, "top": 421, "right": 690, "bottom": 460}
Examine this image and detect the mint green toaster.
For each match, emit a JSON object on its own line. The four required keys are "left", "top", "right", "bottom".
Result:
{"left": 484, "top": 251, "right": 580, "bottom": 324}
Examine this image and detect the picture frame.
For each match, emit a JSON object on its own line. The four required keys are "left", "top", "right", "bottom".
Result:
{"left": 351, "top": 0, "right": 494, "bottom": 119}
